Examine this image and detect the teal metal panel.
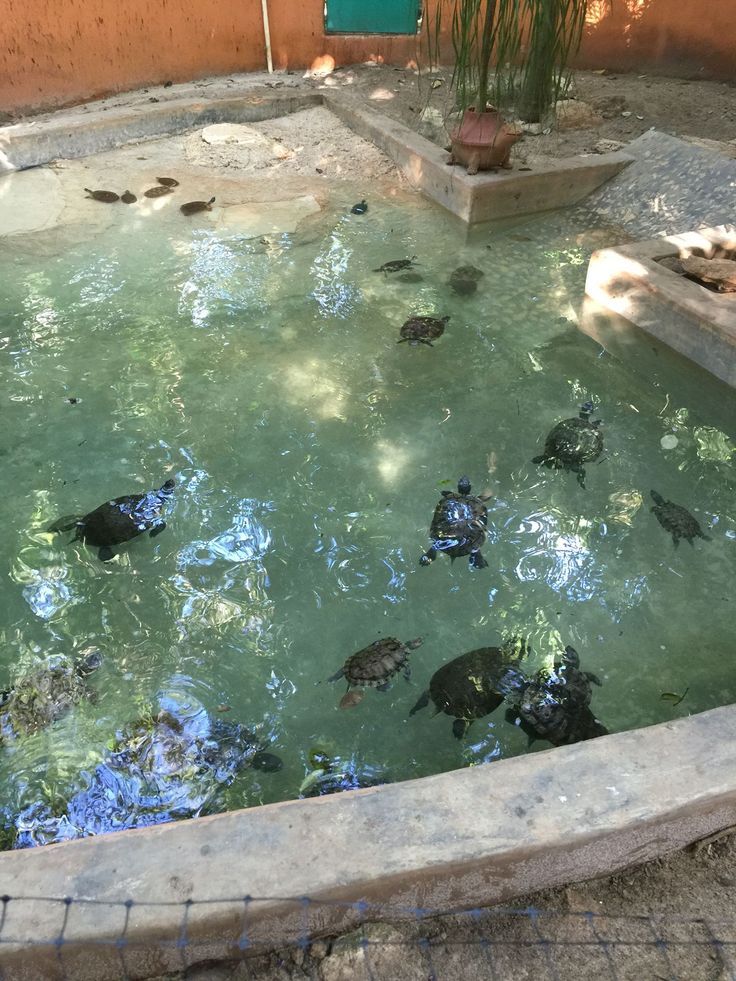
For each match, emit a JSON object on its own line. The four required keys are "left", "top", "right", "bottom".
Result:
{"left": 325, "top": 0, "right": 419, "bottom": 34}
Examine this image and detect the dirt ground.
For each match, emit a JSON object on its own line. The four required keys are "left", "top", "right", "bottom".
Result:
{"left": 159, "top": 830, "right": 736, "bottom": 980}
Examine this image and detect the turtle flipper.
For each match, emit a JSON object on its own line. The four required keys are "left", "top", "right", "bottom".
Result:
{"left": 672, "top": 534, "right": 680, "bottom": 548}
{"left": 574, "top": 465, "right": 587, "bottom": 489}
{"left": 420, "top": 339, "right": 434, "bottom": 347}
{"left": 149, "top": 522, "right": 166, "bottom": 538}
{"left": 98, "top": 546, "right": 115, "bottom": 562}
{"left": 396, "top": 338, "right": 408, "bottom": 344}
{"left": 377, "top": 682, "right": 392, "bottom": 693}
{"left": 48, "top": 515, "right": 82, "bottom": 534}
{"left": 327, "top": 668, "right": 345, "bottom": 684}
{"left": 699, "top": 531, "right": 712, "bottom": 542}
{"left": 452, "top": 718, "right": 470, "bottom": 739}
{"left": 403, "top": 664, "right": 412, "bottom": 682}
{"left": 469, "top": 551, "right": 488, "bottom": 570}
{"left": 585, "top": 672, "right": 603, "bottom": 687}
{"left": 409, "top": 690, "right": 430, "bottom": 716}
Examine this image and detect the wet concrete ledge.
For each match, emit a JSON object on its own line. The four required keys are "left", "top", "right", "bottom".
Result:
{"left": 1, "top": 89, "right": 632, "bottom": 225}
{"left": 1, "top": 705, "right": 735, "bottom": 979}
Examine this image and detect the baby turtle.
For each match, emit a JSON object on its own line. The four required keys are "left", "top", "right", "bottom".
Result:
{"left": 533, "top": 401, "right": 603, "bottom": 489}
{"left": 144, "top": 185, "right": 174, "bottom": 198}
{"left": 650, "top": 490, "right": 711, "bottom": 547}
{"left": 120, "top": 190, "right": 137, "bottom": 204}
{"left": 398, "top": 315, "right": 449, "bottom": 347}
{"left": 156, "top": 177, "right": 179, "bottom": 187}
{"left": 411, "top": 638, "right": 529, "bottom": 739}
{"left": 181, "top": 196, "right": 216, "bottom": 216}
{"left": 449, "top": 265, "right": 484, "bottom": 296}
{"left": 421, "top": 476, "right": 491, "bottom": 570}
{"left": 506, "top": 646, "right": 607, "bottom": 747}
{"left": 350, "top": 199, "right": 368, "bottom": 215}
{"left": 48, "top": 478, "right": 175, "bottom": 562}
{"left": 328, "top": 636, "right": 423, "bottom": 709}
{"left": 374, "top": 257, "right": 417, "bottom": 274}
{"left": 84, "top": 188, "right": 119, "bottom": 203}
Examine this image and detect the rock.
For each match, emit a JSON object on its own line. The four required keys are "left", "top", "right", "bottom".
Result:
{"left": 555, "top": 100, "right": 603, "bottom": 130}
{"left": 521, "top": 121, "right": 543, "bottom": 135}
{"left": 310, "top": 941, "right": 329, "bottom": 960}
{"left": 593, "top": 139, "right": 625, "bottom": 154}
{"left": 418, "top": 106, "right": 445, "bottom": 141}
{"left": 658, "top": 256, "right": 685, "bottom": 275}
{"left": 681, "top": 135, "right": 736, "bottom": 159}
{"left": 681, "top": 255, "right": 736, "bottom": 292}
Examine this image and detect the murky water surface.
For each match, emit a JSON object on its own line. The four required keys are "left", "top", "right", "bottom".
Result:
{"left": 1, "top": 188, "right": 734, "bottom": 838}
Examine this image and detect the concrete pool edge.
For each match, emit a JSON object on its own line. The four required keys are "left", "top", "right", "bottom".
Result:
{"left": 1, "top": 89, "right": 633, "bottom": 225}
{"left": 1, "top": 704, "right": 735, "bottom": 978}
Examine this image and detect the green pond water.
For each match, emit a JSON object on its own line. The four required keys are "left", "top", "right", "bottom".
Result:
{"left": 0, "top": 187, "right": 735, "bottom": 830}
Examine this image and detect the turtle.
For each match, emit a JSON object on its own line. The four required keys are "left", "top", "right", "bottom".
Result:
{"left": 410, "top": 637, "right": 529, "bottom": 739}
{"left": 398, "top": 315, "right": 449, "bottom": 347}
{"left": 84, "top": 188, "right": 119, "bottom": 203}
{"left": 48, "top": 478, "right": 175, "bottom": 561}
{"left": 120, "top": 190, "right": 137, "bottom": 204}
{"left": 156, "top": 177, "right": 179, "bottom": 187}
{"left": 144, "top": 185, "right": 174, "bottom": 198}
{"left": 397, "top": 271, "right": 424, "bottom": 284}
{"left": 350, "top": 199, "right": 368, "bottom": 215}
{"left": 505, "top": 645, "right": 607, "bottom": 747}
{"left": 374, "top": 256, "right": 417, "bottom": 274}
{"left": 327, "top": 636, "right": 423, "bottom": 709}
{"left": 421, "top": 476, "right": 491, "bottom": 570}
{"left": 650, "top": 490, "right": 711, "bottom": 547}
{"left": 448, "top": 265, "right": 484, "bottom": 296}
{"left": 533, "top": 401, "right": 603, "bottom": 489}
{"left": 181, "top": 196, "right": 216, "bottom": 216}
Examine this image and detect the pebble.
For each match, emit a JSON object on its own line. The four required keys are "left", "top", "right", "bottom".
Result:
{"left": 661, "top": 434, "right": 679, "bottom": 449}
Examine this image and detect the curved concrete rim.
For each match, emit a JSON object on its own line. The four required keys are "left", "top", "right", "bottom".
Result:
{"left": 0, "top": 705, "right": 735, "bottom": 978}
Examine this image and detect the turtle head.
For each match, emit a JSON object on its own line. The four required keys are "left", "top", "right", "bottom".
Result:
{"left": 579, "top": 401, "right": 595, "bottom": 418}
{"left": 457, "top": 476, "right": 472, "bottom": 496}
{"left": 161, "top": 479, "right": 176, "bottom": 493}
{"left": 207, "top": 197, "right": 216, "bottom": 207}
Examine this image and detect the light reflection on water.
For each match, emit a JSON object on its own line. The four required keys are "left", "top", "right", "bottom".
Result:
{"left": 0, "top": 191, "right": 734, "bottom": 842}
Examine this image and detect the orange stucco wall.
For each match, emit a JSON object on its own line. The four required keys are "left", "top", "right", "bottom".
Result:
{"left": 1, "top": 0, "right": 734, "bottom": 115}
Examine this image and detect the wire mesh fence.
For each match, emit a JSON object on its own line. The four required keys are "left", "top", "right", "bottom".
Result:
{"left": 0, "top": 892, "right": 735, "bottom": 981}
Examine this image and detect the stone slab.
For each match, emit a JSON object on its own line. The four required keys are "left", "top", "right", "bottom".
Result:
{"left": 1, "top": 705, "right": 736, "bottom": 978}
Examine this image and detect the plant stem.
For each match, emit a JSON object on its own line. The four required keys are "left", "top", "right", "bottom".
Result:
{"left": 476, "top": 0, "right": 498, "bottom": 113}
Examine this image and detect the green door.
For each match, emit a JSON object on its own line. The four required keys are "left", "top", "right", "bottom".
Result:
{"left": 325, "top": 0, "right": 419, "bottom": 34}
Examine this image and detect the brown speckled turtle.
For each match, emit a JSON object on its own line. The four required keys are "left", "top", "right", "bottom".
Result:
{"left": 449, "top": 265, "right": 484, "bottom": 296}
{"left": 144, "top": 185, "right": 174, "bottom": 198}
{"left": 421, "top": 476, "right": 490, "bottom": 570}
{"left": 328, "top": 636, "right": 423, "bottom": 708}
{"left": 121, "top": 190, "right": 137, "bottom": 204}
{"left": 156, "top": 177, "right": 180, "bottom": 187}
{"left": 410, "top": 638, "right": 529, "bottom": 739}
{"left": 48, "top": 479, "right": 175, "bottom": 562}
{"left": 180, "top": 197, "right": 216, "bottom": 216}
{"left": 374, "top": 257, "right": 417, "bottom": 274}
{"left": 533, "top": 401, "right": 603, "bottom": 489}
{"left": 650, "top": 490, "right": 711, "bottom": 547}
{"left": 398, "top": 315, "right": 449, "bottom": 347}
{"left": 84, "top": 188, "right": 119, "bottom": 203}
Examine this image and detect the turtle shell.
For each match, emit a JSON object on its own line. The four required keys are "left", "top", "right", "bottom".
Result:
{"left": 76, "top": 480, "right": 175, "bottom": 547}
{"left": 541, "top": 417, "right": 603, "bottom": 466}
{"left": 341, "top": 637, "right": 421, "bottom": 688}
{"left": 400, "top": 315, "right": 449, "bottom": 344}
{"left": 85, "top": 189, "right": 119, "bottom": 203}
{"left": 428, "top": 488, "right": 487, "bottom": 559}
{"left": 428, "top": 646, "right": 528, "bottom": 723}
{"left": 144, "top": 185, "right": 174, "bottom": 198}
{"left": 650, "top": 491, "right": 710, "bottom": 546}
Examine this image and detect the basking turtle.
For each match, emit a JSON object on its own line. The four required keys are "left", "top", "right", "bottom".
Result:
{"left": 144, "top": 185, "right": 174, "bottom": 198}
{"left": 328, "top": 636, "right": 423, "bottom": 709}
{"left": 350, "top": 199, "right": 368, "bottom": 215}
{"left": 449, "top": 265, "right": 484, "bottom": 296}
{"left": 156, "top": 177, "right": 179, "bottom": 187}
{"left": 84, "top": 188, "right": 119, "bottom": 203}
{"left": 421, "top": 476, "right": 490, "bottom": 570}
{"left": 650, "top": 490, "right": 711, "bottom": 547}
{"left": 181, "top": 197, "right": 216, "bottom": 216}
{"left": 506, "top": 645, "right": 607, "bottom": 747}
{"left": 398, "top": 315, "right": 449, "bottom": 347}
{"left": 0, "top": 649, "right": 102, "bottom": 741}
{"left": 374, "top": 257, "right": 417, "bottom": 274}
{"left": 533, "top": 401, "right": 603, "bottom": 488}
{"left": 48, "top": 478, "right": 175, "bottom": 561}
{"left": 410, "top": 638, "right": 529, "bottom": 739}
{"left": 121, "top": 190, "right": 137, "bottom": 204}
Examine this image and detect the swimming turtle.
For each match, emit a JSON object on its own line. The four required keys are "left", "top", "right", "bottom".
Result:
{"left": 0, "top": 649, "right": 102, "bottom": 741}
{"left": 144, "top": 185, "right": 174, "bottom": 198}
{"left": 156, "top": 177, "right": 179, "bottom": 187}
{"left": 410, "top": 637, "right": 529, "bottom": 739}
{"left": 48, "top": 478, "right": 175, "bottom": 561}
{"left": 350, "top": 199, "right": 368, "bottom": 215}
{"left": 533, "top": 401, "right": 603, "bottom": 489}
{"left": 328, "top": 636, "right": 423, "bottom": 709}
{"left": 181, "top": 197, "right": 216, "bottom": 216}
{"left": 449, "top": 265, "right": 484, "bottom": 296}
{"left": 506, "top": 645, "right": 607, "bottom": 747}
{"left": 650, "top": 490, "right": 711, "bottom": 547}
{"left": 374, "top": 257, "right": 417, "bottom": 274}
{"left": 398, "top": 315, "right": 449, "bottom": 347}
{"left": 421, "top": 476, "right": 491, "bottom": 570}
{"left": 120, "top": 190, "right": 137, "bottom": 204}
{"left": 84, "top": 188, "right": 119, "bottom": 203}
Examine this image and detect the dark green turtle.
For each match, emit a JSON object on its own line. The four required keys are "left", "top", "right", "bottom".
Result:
{"left": 421, "top": 476, "right": 490, "bottom": 570}
{"left": 180, "top": 196, "right": 216, "bottom": 216}
{"left": 410, "top": 638, "right": 529, "bottom": 738}
{"left": 48, "top": 479, "right": 175, "bottom": 561}
{"left": 144, "top": 185, "right": 174, "bottom": 198}
{"left": 398, "top": 315, "right": 449, "bottom": 347}
{"left": 650, "top": 490, "right": 711, "bottom": 547}
{"left": 506, "top": 645, "right": 607, "bottom": 747}
{"left": 156, "top": 177, "right": 179, "bottom": 187}
{"left": 448, "top": 265, "right": 484, "bottom": 296}
{"left": 121, "top": 190, "right": 137, "bottom": 204}
{"left": 533, "top": 401, "right": 603, "bottom": 488}
{"left": 328, "top": 636, "right": 423, "bottom": 708}
{"left": 350, "top": 199, "right": 368, "bottom": 215}
{"left": 374, "top": 256, "right": 417, "bottom": 274}
{"left": 84, "top": 188, "right": 119, "bottom": 203}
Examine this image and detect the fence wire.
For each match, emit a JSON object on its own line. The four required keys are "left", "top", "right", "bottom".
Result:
{"left": 0, "top": 892, "right": 734, "bottom": 980}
